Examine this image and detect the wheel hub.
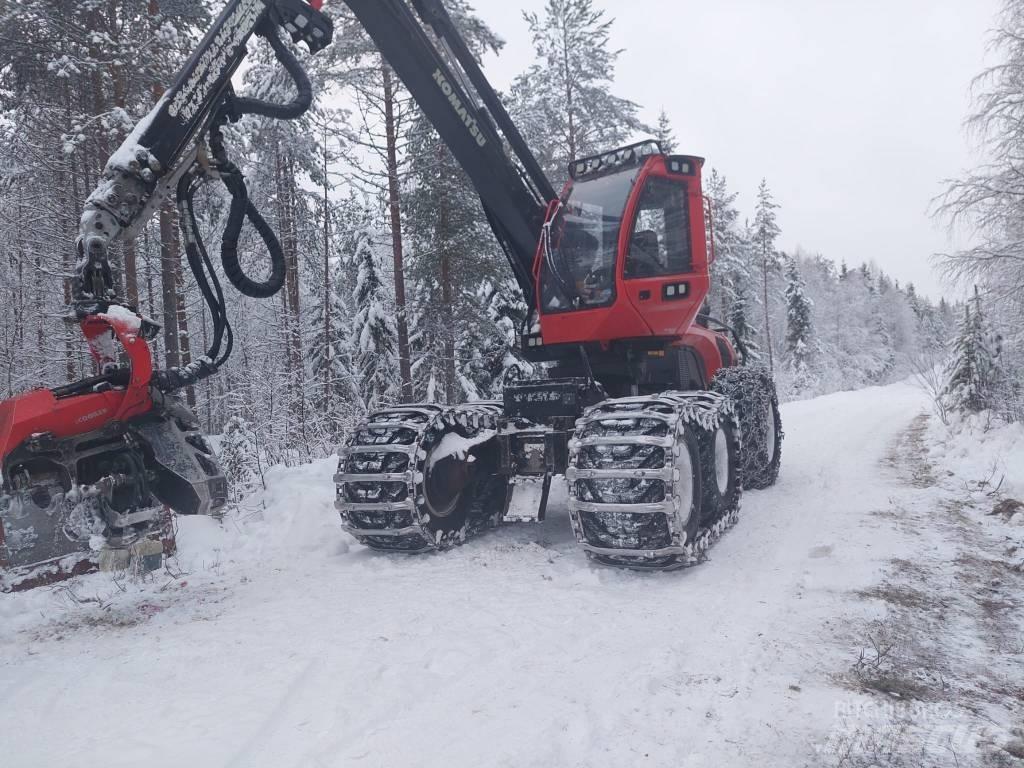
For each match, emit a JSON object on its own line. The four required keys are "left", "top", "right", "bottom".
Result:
{"left": 675, "top": 441, "right": 694, "bottom": 527}
{"left": 714, "top": 427, "right": 730, "bottom": 495}
{"left": 423, "top": 451, "right": 471, "bottom": 519}
{"left": 765, "top": 405, "right": 777, "bottom": 464}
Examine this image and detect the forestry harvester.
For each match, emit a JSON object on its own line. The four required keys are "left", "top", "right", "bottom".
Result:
{"left": 0, "top": 0, "right": 782, "bottom": 590}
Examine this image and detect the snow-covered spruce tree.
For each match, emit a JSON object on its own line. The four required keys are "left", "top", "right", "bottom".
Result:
{"left": 510, "top": 0, "right": 649, "bottom": 184}
{"left": 784, "top": 256, "right": 815, "bottom": 391}
{"left": 934, "top": 0, "right": 1024, "bottom": 421}
{"left": 351, "top": 226, "right": 399, "bottom": 412}
{"left": 753, "top": 179, "right": 782, "bottom": 370}
{"left": 403, "top": 110, "right": 504, "bottom": 404}
{"left": 331, "top": 11, "right": 419, "bottom": 402}
{"left": 704, "top": 169, "right": 760, "bottom": 360}
{"left": 655, "top": 108, "right": 677, "bottom": 153}
{"left": 943, "top": 289, "right": 997, "bottom": 414}
{"left": 400, "top": 5, "right": 516, "bottom": 404}
{"left": 220, "top": 414, "right": 262, "bottom": 503}
{"left": 305, "top": 241, "right": 359, "bottom": 444}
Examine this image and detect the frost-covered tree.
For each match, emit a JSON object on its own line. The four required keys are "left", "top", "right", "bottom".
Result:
{"left": 655, "top": 108, "right": 677, "bottom": 153}
{"left": 705, "top": 169, "right": 760, "bottom": 359}
{"left": 351, "top": 227, "right": 399, "bottom": 411}
{"left": 220, "top": 415, "right": 261, "bottom": 503}
{"left": 305, "top": 246, "right": 359, "bottom": 442}
{"left": 784, "top": 257, "right": 813, "bottom": 358}
{"left": 784, "top": 257, "right": 816, "bottom": 393}
{"left": 944, "top": 289, "right": 997, "bottom": 413}
{"left": 753, "top": 179, "right": 782, "bottom": 369}
{"left": 399, "top": 7, "right": 517, "bottom": 404}
{"left": 934, "top": 0, "right": 1024, "bottom": 421}
{"left": 510, "top": 0, "right": 649, "bottom": 183}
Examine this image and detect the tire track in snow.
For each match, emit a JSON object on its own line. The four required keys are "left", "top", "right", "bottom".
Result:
{"left": 0, "top": 381, "right": 951, "bottom": 768}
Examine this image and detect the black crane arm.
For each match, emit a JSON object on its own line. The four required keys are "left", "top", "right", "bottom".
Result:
{"left": 342, "top": 0, "right": 555, "bottom": 308}
{"left": 75, "top": 0, "right": 333, "bottom": 313}
{"left": 73, "top": 0, "right": 552, "bottom": 394}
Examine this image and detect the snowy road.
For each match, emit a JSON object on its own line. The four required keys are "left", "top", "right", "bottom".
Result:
{"left": 1, "top": 382, "right": 1017, "bottom": 767}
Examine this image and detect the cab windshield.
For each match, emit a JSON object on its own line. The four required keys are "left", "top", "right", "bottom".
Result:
{"left": 541, "top": 169, "right": 638, "bottom": 312}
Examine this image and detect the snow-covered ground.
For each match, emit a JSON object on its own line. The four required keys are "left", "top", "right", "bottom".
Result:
{"left": 1, "top": 382, "right": 1022, "bottom": 767}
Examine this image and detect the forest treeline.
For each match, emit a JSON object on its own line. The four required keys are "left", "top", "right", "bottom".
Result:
{"left": 1, "top": 0, "right": 1011, "bottom": 471}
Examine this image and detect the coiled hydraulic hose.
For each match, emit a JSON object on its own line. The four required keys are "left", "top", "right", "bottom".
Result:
{"left": 162, "top": 22, "right": 314, "bottom": 393}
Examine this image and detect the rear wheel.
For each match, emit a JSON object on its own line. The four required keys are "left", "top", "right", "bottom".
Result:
{"left": 711, "top": 365, "right": 783, "bottom": 490}
{"left": 756, "top": 396, "right": 783, "bottom": 489}
{"left": 420, "top": 427, "right": 503, "bottom": 539}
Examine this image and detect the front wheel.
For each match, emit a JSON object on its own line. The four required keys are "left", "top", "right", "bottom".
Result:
{"left": 697, "top": 418, "right": 741, "bottom": 525}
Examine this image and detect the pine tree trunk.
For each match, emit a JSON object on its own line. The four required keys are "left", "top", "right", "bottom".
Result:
{"left": 560, "top": 24, "right": 577, "bottom": 162}
{"left": 175, "top": 240, "right": 195, "bottom": 407}
{"left": 277, "top": 146, "right": 306, "bottom": 446}
{"left": 150, "top": 0, "right": 180, "bottom": 373}
{"left": 322, "top": 127, "right": 333, "bottom": 421}
{"left": 438, "top": 183, "right": 457, "bottom": 405}
{"left": 382, "top": 64, "right": 414, "bottom": 402}
{"left": 762, "top": 250, "right": 774, "bottom": 373}
{"left": 144, "top": 226, "right": 156, "bottom": 321}
{"left": 159, "top": 203, "right": 181, "bottom": 370}
{"left": 112, "top": 45, "right": 139, "bottom": 306}
{"left": 123, "top": 240, "right": 139, "bottom": 307}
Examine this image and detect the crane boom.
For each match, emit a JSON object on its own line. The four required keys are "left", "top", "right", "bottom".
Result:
{"left": 342, "top": 0, "right": 555, "bottom": 308}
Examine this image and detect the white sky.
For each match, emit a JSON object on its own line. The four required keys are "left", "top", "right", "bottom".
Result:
{"left": 470, "top": 0, "right": 999, "bottom": 300}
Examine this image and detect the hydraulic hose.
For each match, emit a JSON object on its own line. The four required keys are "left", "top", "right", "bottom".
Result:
{"left": 227, "top": 21, "right": 313, "bottom": 121}
{"left": 211, "top": 19, "right": 314, "bottom": 301}
{"left": 162, "top": 23, "right": 314, "bottom": 393}
{"left": 218, "top": 165, "right": 287, "bottom": 299}
{"left": 698, "top": 313, "right": 750, "bottom": 363}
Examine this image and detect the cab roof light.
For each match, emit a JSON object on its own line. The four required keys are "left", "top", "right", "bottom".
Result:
{"left": 569, "top": 140, "right": 664, "bottom": 179}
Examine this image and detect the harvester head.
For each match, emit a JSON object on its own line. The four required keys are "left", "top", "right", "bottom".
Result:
{"left": 0, "top": 308, "right": 227, "bottom": 591}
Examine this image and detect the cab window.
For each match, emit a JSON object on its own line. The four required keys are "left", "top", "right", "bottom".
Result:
{"left": 540, "top": 170, "right": 637, "bottom": 312}
{"left": 624, "top": 177, "right": 692, "bottom": 279}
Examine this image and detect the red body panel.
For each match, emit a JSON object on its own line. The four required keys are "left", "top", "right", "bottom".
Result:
{"left": 534, "top": 155, "right": 712, "bottom": 352}
{"left": 674, "top": 326, "right": 732, "bottom": 384}
{"left": 0, "top": 310, "right": 155, "bottom": 463}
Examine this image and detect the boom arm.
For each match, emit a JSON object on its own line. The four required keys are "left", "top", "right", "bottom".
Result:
{"left": 75, "top": 0, "right": 333, "bottom": 313}
{"left": 342, "top": 0, "right": 556, "bottom": 308}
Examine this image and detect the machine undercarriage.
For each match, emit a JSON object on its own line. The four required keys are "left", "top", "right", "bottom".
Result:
{"left": 337, "top": 365, "right": 782, "bottom": 569}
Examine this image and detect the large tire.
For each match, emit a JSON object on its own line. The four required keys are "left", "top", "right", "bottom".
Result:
{"left": 711, "top": 366, "right": 783, "bottom": 490}
{"left": 696, "top": 417, "right": 741, "bottom": 526}
{"left": 336, "top": 404, "right": 503, "bottom": 552}
{"left": 568, "top": 395, "right": 705, "bottom": 564}
{"left": 418, "top": 426, "right": 503, "bottom": 540}
{"left": 672, "top": 420, "right": 703, "bottom": 548}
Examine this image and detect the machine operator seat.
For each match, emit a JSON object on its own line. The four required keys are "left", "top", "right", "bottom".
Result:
{"left": 626, "top": 229, "right": 662, "bottom": 278}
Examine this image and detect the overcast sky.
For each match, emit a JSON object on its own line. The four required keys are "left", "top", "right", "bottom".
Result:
{"left": 470, "top": 0, "right": 999, "bottom": 300}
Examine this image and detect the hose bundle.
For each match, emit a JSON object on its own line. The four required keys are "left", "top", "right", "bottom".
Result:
{"left": 162, "top": 22, "right": 313, "bottom": 393}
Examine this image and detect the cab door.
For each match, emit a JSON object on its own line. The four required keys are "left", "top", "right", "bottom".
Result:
{"left": 619, "top": 165, "right": 709, "bottom": 337}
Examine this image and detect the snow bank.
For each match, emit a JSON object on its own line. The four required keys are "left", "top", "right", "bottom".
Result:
{"left": 175, "top": 456, "right": 350, "bottom": 571}
{"left": 925, "top": 412, "right": 1024, "bottom": 499}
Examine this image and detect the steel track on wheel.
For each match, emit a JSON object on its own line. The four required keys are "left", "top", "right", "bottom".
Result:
{"left": 566, "top": 390, "right": 741, "bottom": 570}
{"left": 335, "top": 402, "right": 502, "bottom": 552}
